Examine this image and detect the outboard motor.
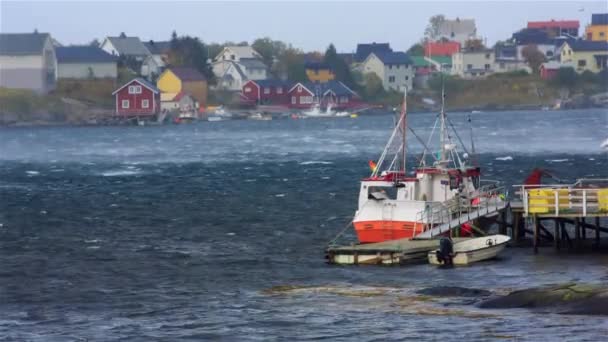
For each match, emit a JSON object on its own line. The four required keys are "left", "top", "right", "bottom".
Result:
{"left": 436, "top": 237, "right": 454, "bottom": 267}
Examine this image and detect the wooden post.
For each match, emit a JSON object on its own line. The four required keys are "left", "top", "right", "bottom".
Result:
{"left": 581, "top": 217, "right": 586, "bottom": 240}
{"left": 533, "top": 215, "right": 539, "bottom": 254}
{"left": 575, "top": 217, "right": 581, "bottom": 249}
{"left": 596, "top": 216, "right": 601, "bottom": 248}
{"left": 554, "top": 218, "right": 560, "bottom": 250}
{"left": 499, "top": 210, "right": 507, "bottom": 235}
{"left": 513, "top": 212, "right": 520, "bottom": 242}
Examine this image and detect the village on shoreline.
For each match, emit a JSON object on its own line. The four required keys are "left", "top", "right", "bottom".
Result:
{"left": 1, "top": 13, "right": 607, "bottom": 126}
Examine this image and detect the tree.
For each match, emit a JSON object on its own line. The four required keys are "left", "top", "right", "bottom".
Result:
{"left": 407, "top": 43, "right": 424, "bottom": 56}
{"left": 425, "top": 15, "right": 446, "bottom": 40}
{"left": 323, "top": 43, "right": 355, "bottom": 88}
{"left": 167, "top": 33, "right": 214, "bottom": 80}
{"left": 521, "top": 44, "right": 546, "bottom": 73}
{"left": 363, "top": 73, "right": 384, "bottom": 99}
{"left": 89, "top": 39, "right": 100, "bottom": 47}
{"left": 464, "top": 39, "right": 485, "bottom": 52}
{"left": 252, "top": 37, "right": 287, "bottom": 68}
{"left": 553, "top": 67, "right": 577, "bottom": 88}
{"left": 273, "top": 47, "right": 307, "bottom": 82}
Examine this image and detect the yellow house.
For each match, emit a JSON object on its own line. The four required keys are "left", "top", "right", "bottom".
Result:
{"left": 305, "top": 62, "right": 335, "bottom": 83}
{"left": 585, "top": 14, "right": 608, "bottom": 41}
{"left": 157, "top": 67, "right": 207, "bottom": 109}
{"left": 560, "top": 41, "right": 608, "bottom": 74}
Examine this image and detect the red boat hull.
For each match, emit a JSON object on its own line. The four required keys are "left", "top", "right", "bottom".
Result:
{"left": 353, "top": 220, "right": 420, "bottom": 243}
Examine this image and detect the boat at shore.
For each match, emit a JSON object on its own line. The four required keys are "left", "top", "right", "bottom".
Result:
{"left": 351, "top": 87, "right": 503, "bottom": 243}
{"left": 428, "top": 234, "right": 510, "bottom": 266}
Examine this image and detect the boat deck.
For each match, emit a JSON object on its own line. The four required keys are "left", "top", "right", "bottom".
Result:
{"left": 326, "top": 238, "right": 469, "bottom": 265}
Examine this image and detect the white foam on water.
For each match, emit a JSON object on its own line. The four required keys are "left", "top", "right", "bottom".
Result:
{"left": 299, "top": 161, "right": 333, "bottom": 165}
{"left": 100, "top": 169, "right": 142, "bottom": 177}
{"left": 495, "top": 156, "right": 513, "bottom": 161}
{"left": 275, "top": 194, "right": 286, "bottom": 197}
{"left": 25, "top": 170, "right": 40, "bottom": 175}
{"left": 547, "top": 159, "right": 569, "bottom": 163}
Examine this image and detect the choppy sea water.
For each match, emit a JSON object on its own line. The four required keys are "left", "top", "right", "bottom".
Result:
{"left": 0, "top": 109, "right": 607, "bottom": 341}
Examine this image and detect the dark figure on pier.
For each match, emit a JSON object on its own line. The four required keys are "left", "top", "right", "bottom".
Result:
{"left": 436, "top": 237, "right": 454, "bottom": 267}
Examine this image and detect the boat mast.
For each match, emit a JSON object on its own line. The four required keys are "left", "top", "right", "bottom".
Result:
{"left": 439, "top": 77, "right": 447, "bottom": 167}
{"left": 401, "top": 87, "right": 408, "bottom": 174}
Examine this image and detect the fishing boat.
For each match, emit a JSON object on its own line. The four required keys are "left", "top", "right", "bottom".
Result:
{"left": 248, "top": 112, "right": 272, "bottom": 121}
{"left": 351, "top": 87, "right": 505, "bottom": 243}
{"left": 302, "top": 103, "right": 335, "bottom": 117}
{"left": 427, "top": 234, "right": 510, "bottom": 266}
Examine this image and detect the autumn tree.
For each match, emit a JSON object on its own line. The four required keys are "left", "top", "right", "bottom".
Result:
{"left": 363, "top": 73, "right": 384, "bottom": 99}
{"left": 521, "top": 44, "right": 546, "bottom": 73}
{"left": 407, "top": 43, "right": 424, "bottom": 56}
{"left": 272, "top": 47, "right": 307, "bottom": 82}
{"left": 167, "top": 31, "right": 214, "bottom": 80}
{"left": 425, "top": 15, "right": 446, "bottom": 40}
{"left": 252, "top": 37, "right": 287, "bottom": 68}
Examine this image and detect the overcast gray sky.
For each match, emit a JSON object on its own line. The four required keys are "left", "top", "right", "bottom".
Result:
{"left": 1, "top": 1, "right": 607, "bottom": 52}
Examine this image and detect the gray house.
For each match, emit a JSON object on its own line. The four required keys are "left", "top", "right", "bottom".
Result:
{"left": 100, "top": 33, "right": 150, "bottom": 61}
{"left": 0, "top": 32, "right": 57, "bottom": 93}
{"left": 56, "top": 45, "right": 118, "bottom": 79}
{"left": 361, "top": 51, "right": 414, "bottom": 91}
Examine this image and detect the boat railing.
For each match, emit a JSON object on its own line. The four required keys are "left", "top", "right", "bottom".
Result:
{"left": 513, "top": 180, "right": 608, "bottom": 217}
{"left": 414, "top": 186, "right": 507, "bottom": 237}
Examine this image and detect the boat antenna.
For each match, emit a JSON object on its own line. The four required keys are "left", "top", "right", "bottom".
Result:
{"left": 439, "top": 74, "right": 447, "bottom": 167}
{"left": 468, "top": 114, "right": 478, "bottom": 166}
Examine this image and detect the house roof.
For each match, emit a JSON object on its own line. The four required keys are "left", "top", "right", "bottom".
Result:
{"left": 528, "top": 20, "right": 579, "bottom": 30}
{"left": 56, "top": 45, "right": 117, "bottom": 63}
{"left": 566, "top": 40, "right": 608, "bottom": 52}
{"left": 239, "top": 58, "right": 267, "bottom": 70}
{"left": 410, "top": 56, "right": 430, "bottom": 68}
{"left": 168, "top": 67, "right": 206, "bottom": 81}
{"left": 437, "top": 18, "right": 476, "bottom": 36}
{"left": 112, "top": 78, "right": 159, "bottom": 95}
{"left": 0, "top": 32, "right": 51, "bottom": 56}
{"left": 144, "top": 41, "right": 171, "bottom": 55}
{"left": 106, "top": 36, "right": 150, "bottom": 56}
{"left": 591, "top": 13, "right": 608, "bottom": 26}
{"left": 295, "top": 80, "right": 358, "bottom": 97}
{"left": 427, "top": 56, "right": 452, "bottom": 66}
{"left": 355, "top": 42, "right": 392, "bottom": 62}
{"left": 250, "top": 79, "right": 293, "bottom": 88}
{"left": 424, "top": 41, "right": 460, "bottom": 56}
{"left": 219, "top": 46, "right": 260, "bottom": 59}
{"left": 372, "top": 51, "right": 411, "bottom": 65}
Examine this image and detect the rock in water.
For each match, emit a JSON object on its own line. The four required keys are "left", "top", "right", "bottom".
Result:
{"left": 417, "top": 286, "right": 492, "bottom": 297}
{"left": 479, "top": 283, "right": 608, "bottom": 316}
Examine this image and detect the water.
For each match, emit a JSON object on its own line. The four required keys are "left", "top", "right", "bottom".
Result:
{"left": 0, "top": 109, "right": 607, "bottom": 341}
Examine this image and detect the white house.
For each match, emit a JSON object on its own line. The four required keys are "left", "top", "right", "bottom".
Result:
{"left": 213, "top": 46, "right": 262, "bottom": 62}
{"left": 100, "top": 33, "right": 150, "bottom": 61}
{"left": 0, "top": 32, "right": 57, "bottom": 93}
{"left": 56, "top": 45, "right": 117, "bottom": 79}
{"left": 435, "top": 18, "right": 477, "bottom": 45}
{"left": 451, "top": 50, "right": 495, "bottom": 78}
{"left": 361, "top": 51, "right": 414, "bottom": 91}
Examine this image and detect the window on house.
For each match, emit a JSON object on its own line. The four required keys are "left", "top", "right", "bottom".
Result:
{"left": 467, "top": 64, "right": 473, "bottom": 70}
{"left": 389, "top": 76, "right": 395, "bottom": 83}
{"left": 128, "top": 85, "right": 142, "bottom": 94}
{"left": 396, "top": 65, "right": 400, "bottom": 69}
{"left": 405, "top": 75, "right": 409, "bottom": 80}
{"left": 291, "top": 96, "right": 296, "bottom": 104}
{"left": 297, "top": 85, "right": 302, "bottom": 92}
{"left": 485, "top": 54, "right": 491, "bottom": 59}
{"left": 484, "top": 64, "right": 491, "bottom": 70}
{"left": 389, "top": 65, "right": 393, "bottom": 69}
{"left": 578, "top": 60, "right": 586, "bottom": 67}
{"left": 451, "top": 32, "right": 455, "bottom": 38}
{"left": 244, "top": 87, "right": 251, "bottom": 93}
{"left": 600, "top": 32, "right": 605, "bottom": 37}
{"left": 500, "top": 62, "right": 505, "bottom": 69}
{"left": 264, "top": 87, "right": 270, "bottom": 94}
{"left": 277, "top": 87, "right": 283, "bottom": 94}
{"left": 142, "top": 99, "right": 149, "bottom": 108}
{"left": 546, "top": 51, "right": 553, "bottom": 57}
{"left": 230, "top": 54, "right": 235, "bottom": 60}
{"left": 122, "top": 100, "right": 130, "bottom": 109}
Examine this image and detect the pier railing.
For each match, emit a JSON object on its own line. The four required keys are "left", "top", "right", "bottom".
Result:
{"left": 514, "top": 179, "right": 608, "bottom": 218}
{"left": 413, "top": 185, "right": 507, "bottom": 238}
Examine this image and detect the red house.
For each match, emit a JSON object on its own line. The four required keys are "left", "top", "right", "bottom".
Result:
{"left": 112, "top": 78, "right": 160, "bottom": 117}
{"left": 287, "top": 81, "right": 360, "bottom": 109}
{"left": 424, "top": 41, "right": 460, "bottom": 56}
{"left": 242, "top": 79, "right": 292, "bottom": 105}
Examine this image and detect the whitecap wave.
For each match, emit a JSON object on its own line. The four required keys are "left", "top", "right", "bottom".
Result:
{"left": 495, "top": 156, "right": 513, "bottom": 161}
{"left": 100, "top": 169, "right": 142, "bottom": 177}
{"left": 299, "top": 161, "right": 333, "bottom": 165}
{"left": 25, "top": 170, "right": 40, "bottom": 175}
{"left": 547, "top": 159, "right": 569, "bottom": 163}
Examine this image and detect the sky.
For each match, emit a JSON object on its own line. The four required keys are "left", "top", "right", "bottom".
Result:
{"left": 1, "top": 0, "right": 607, "bottom": 52}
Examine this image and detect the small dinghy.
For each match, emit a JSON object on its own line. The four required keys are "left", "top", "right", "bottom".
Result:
{"left": 428, "top": 234, "right": 511, "bottom": 266}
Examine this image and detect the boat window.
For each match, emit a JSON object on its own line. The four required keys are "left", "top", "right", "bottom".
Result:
{"left": 368, "top": 186, "right": 397, "bottom": 200}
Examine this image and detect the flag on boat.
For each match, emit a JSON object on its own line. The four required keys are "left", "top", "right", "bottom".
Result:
{"left": 368, "top": 160, "right": 377, "bottom": 172}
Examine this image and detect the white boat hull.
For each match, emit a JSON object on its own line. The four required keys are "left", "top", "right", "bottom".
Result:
{"left": 428, "top": 234, "right": 510, "bottom": 266}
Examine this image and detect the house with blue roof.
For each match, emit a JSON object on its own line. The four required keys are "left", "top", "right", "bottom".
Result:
{"left": 242, "top": 79, "right": 293, "bottom": 105}
{"left": 361, "top": 51, "right": 414, "bottom": 91}
{"left": 56, "top": 45, "right": 118, "bottom": 79}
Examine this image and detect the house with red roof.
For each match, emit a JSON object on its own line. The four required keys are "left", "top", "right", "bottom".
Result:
{"left": 112, "top": 78, "right": 160, "bottom": 117}
{"left": 527, "top": 20, "right": 579, "bottom": 36}
{"left": 424, "top": 41, "right": 460, "bottom": 56}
